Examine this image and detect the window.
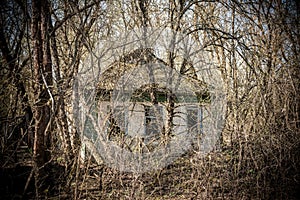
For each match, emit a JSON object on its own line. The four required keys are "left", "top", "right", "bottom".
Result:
{"left": 106, "top": 105, "right": 128, "bottom": 138}
{"left": 186, "top": 106, "right": 203, "bottom": 134}
{"left": 144, "top": 105, "right": 163, "bottom": 136}
{"left": 114, "top": 106, "right": 128, "bottom": 134}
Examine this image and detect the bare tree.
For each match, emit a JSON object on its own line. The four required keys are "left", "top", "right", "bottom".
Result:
{"left": 31, "top": 0, "right": 53, "bottom": 197}
{"left": 0, "top": 0, "right": 299, "bottom": 199}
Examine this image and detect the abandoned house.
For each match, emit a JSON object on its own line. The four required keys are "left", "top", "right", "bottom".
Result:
{"left": 93, "top": 48, "right": 210, "bottom": 145}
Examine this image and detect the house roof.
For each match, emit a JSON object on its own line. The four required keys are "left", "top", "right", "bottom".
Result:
{"left": 96, "top": 48, "right": 209, "bottom": 103}
{"left": 97, "top": 48, "right": 161, "bottom": 90}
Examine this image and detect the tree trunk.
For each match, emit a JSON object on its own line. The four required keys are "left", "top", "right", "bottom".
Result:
{"left": 31, "top": 0, "right": 52, "bottom": 196}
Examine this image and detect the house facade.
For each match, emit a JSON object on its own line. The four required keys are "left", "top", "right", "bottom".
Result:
{"left": 95, "top": 48, "right": 209, "bottom": 145}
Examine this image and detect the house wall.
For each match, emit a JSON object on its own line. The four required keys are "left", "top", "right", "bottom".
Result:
{"left": 97, "top": 101, "right": 204, "bottom": 139}
{"left": 173, "top": 105, "right": 187, "bottom": 135}
{"left": 127, "top": 104, "right": 145, "bottom": 137}
{"left": 97, "top": 101, "right": 110, "bottom": 135}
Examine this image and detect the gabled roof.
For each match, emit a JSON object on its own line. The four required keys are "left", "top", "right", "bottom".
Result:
{"left": 97, "top": 48, "right": 161, "bottom": 90}
{"left": 96, "top": 48, "right": 209, "bottom": 103}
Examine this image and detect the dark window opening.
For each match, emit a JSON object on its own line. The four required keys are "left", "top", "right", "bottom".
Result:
{"left": 186, "top": 106, "right": 203, "bottom": 134}
{"left": 144, "top": 105, "right": 163, "bottom": 136}
{"left": 106, "top": 106, "right": 128, "bottom": 139}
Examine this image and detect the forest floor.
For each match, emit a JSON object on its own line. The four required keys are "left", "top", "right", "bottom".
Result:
{"left": 0, "top": 150, "right": 228, "bottom": 199}
{"left": 1, "top": 147, "right": 299, "bottom": 199}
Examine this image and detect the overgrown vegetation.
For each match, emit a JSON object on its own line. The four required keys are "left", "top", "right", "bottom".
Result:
{"left": 0, "top": 0, "right": 299, "bottom": 199}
